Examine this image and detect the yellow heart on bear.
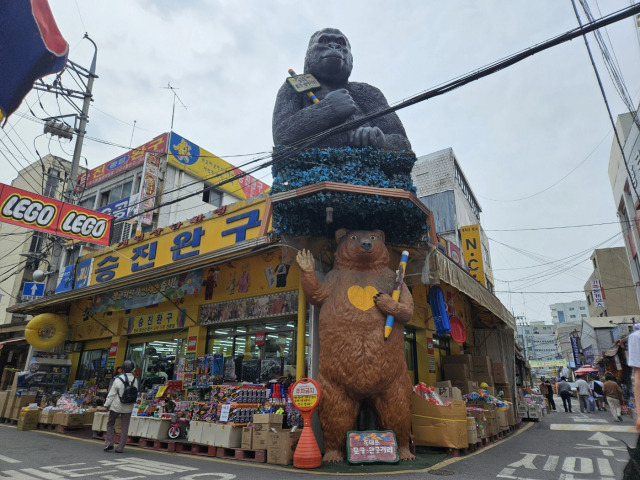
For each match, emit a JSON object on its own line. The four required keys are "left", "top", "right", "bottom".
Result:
{"left": 347, "top": 285, "right": 378, "bottom": 311}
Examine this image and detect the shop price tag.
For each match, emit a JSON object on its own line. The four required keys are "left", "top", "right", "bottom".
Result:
{"left": 219, "top": 404, "right": 231, "bottom": 422}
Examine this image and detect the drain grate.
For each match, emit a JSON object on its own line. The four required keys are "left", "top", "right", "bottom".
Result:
{"left": 428, "top": 469, "right": 456, "bottom": 476}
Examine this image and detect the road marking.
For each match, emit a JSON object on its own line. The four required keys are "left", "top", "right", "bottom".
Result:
{"left": 0, "top": 453, "right": 21, "bottom": 463}
{"left": 550, "top": 423, "right": 636, "bottom": 432}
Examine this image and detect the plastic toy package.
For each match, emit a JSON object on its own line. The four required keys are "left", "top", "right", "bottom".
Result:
{"left": 413, "top": 382, "right": 450, "bottom": 406}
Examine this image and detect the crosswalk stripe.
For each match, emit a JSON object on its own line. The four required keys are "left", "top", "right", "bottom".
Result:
{"left": 550, "top": 424, "right": 637, "bottom": 432}
{"left": 0, "top": 453, "right": 21, "bottom": 463}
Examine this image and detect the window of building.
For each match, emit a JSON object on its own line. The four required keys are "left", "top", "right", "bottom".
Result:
{"left": 580, "top": 307, "right": 586, "bottom": 310}
{"left": 587, "top": 294, "right": 592, "bottom": 305}
{"left": 569, "top": 307, "right": 575, "bottom": 311}
{"left": 78, "top": 196, "right": 96, "bottom": 210}
{"left": 203, "top": 188, "right": 223, "bottom": 207}
{"left": 206, "top": 321, "right": 298, "bottom": 383}
{"left": 592, "top": 257, "right": 597, "bottom": 269}
{"left": 581, "top": 314, "right": 587, "bottom": 318}
{"left": 570, "top": 315, "right": 576, "bottom": 318}
{"left": 98, "top": 180, "right": 134, "bottom": 207}
{"left": 99, "top": 191, "right": 110, "bottom": 208}
{"left": 44, "top": 168, "right": 61, "bottom": 198}
{"left": 404, "top": 328, "right": 418, "bottom": 385}
{"left": 76, "top": 348, "right": 109, "bottom": 382}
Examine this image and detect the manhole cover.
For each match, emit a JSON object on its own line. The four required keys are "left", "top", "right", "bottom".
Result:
{"left": 428, "top": 469, "right": 456, "bottom": 476}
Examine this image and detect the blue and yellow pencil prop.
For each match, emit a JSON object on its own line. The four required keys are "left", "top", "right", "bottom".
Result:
{"left": 384, "top": 250, "right": 409, "bottom": 341}
{"left": 288, "top": 69, "right": 319, "bottom": 104}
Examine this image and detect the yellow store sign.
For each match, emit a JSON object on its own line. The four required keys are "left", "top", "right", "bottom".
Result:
{"left": 123, "top": 308, "right": 186, "bottom": 335}
{"left": 90, "top": 196, "right": 270, "bottom": 285}
{"left": 460, "top": 224, "right": 485, "bottom": 286}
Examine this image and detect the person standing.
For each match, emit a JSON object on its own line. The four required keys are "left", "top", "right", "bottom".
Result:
{"left": 575, "top": 375, "right": 592, "bottom": 413}
{"left": 627, "top": 325, "right": 640, "bottom": 432}
{"left": 603, "top": 373, "right": 624, "bottom": 422}
{"left": 557, "top": 376, "right": 573, "bottom": 413}
{"left": 103, "top": 360, "right": 138, "bottom": 453}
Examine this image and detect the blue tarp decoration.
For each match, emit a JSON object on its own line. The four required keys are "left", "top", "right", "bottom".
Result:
{"left": 428, "top": 285, "right": 451, "bottom": 336}
{"left": 0, "top": 0, "right": 69, "bottom": 125}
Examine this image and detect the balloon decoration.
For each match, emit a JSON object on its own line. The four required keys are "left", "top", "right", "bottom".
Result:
{"left": 25, "top": 313, "right": 67, "bottom": 350}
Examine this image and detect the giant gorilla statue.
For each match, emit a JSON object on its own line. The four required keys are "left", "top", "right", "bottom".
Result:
{"left": 272, "top": 28, "right": 412, "bottom": 152}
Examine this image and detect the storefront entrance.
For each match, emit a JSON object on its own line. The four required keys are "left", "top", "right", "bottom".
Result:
{"left": 125, "top": 333, "right": 188, "bottom": 389}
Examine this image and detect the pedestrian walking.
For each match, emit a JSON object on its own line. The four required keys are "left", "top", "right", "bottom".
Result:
{"left": 591, "top": 376, "right": 606, "bottom": 411}
{"left": 575, "top": 375, "right": 592, "bottom": 413}
{"left": 103, "top": 360, "right": 138, "bottom": 453}
{"left": 557, "top": 376, "right": 573, "bottom": 412}
{"left": 540, "top": 377, "right": 556, "bottom": 411}
{"left": 603, "top": 373, "right": 624, "bottom": 422}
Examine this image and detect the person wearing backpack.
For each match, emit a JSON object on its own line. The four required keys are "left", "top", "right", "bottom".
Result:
{"left": 104, "top": 360, "right": 138, "bottom": 453}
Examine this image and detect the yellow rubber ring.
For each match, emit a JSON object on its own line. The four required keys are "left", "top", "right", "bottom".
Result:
{"left": 25, "top": 313, "right": 68, "bottom": 350}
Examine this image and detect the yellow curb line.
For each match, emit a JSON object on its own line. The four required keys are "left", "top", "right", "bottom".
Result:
{"left": 1, "top": 422, "right": 533, "bottom": 476}
{"left": 425, "top": 422, "right": 535, "bottom": 472}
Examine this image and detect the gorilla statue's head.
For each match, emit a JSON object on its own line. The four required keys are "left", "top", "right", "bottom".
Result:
{"left": 304, "top": 28, "right": 353, "bottom": 86}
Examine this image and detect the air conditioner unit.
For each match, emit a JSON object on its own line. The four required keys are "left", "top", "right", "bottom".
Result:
{"left": 111, "top": 220, "right": 135, "bottom": 244}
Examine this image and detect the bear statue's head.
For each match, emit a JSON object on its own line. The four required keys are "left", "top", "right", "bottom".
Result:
{"left": 333, "top": 228, "right": 390, "bottom": 272}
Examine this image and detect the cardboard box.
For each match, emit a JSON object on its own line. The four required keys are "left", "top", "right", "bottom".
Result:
{"left": 505, "top": 403, "right": 516, "bottom": 426}
{"left": 472, "top": 356, "right": 492, "bottom": 372}
{"left": 442, "top": 354, "right": 473, "bottom": 368}
{"left": 436, "top": 387, "right": 462, "bottom": 401}
{"left": 451, "top": 380, "right": 478, "bottom": 395}
{"left": 0, "top": 391, "right": 10, "bottom": 418}
{"left": 214, "top": 424, "right": 242, "bottom": 448}
{"left": 128, "top": 416, "right": 140, "bottom": 436}
{"left": 200, "top": 422, "right": 216, "bottom": 446}
{"left": 433, "top": 380, "right": 452, "bottom": 388}
{"left": 188, "top": 420, "right": 205, "bottom": 444}
{"left": 10, "top": 394, "right": 36, "bottom": 420}
{"left": 443, "top": 364, "right": 469, "bottom": 382}
{"left": 495, "top": 383, "right": 513, "bottom": 402}
{"left": 496, "top": 409, "right": 509, "bottom": 430}
{"left": 39, "top": 407, "right": 61, "bottom": 425}
{"left": 467, "top": 427, "right": 477, "bottom": 444}
{"left": 483, "top": 410, "right": 498, "bottom": 436}
{"left": 92, "top": 411, "right": 108, "bottom": 431}
{"left": 252, "top": 413, "right": 284, "bottom": 425}
{"left": 241, "top": 426, "right": 253, "bottom": 449}
{"left": 253, "top": 423, "right": 281, "bottom": 450}
{"left": 267, "top": 428, "right": 302, "bottom": 465}
{"left": 411, "top": 393, "right": 468, "bottom": 449}
{"left": 492, "top": 362, "right": 507, "bottom": 383}
{"left": 52, "top": 412, "right": 85, "bottom": 427}
{"left": 144, "top": 418, "right": 171, "bottom": 440}
{"left": 17, "top": 409, "right": 40, "bottom": 431}
{"left": 472, "top": 373, "right": 494, "bottom": 387}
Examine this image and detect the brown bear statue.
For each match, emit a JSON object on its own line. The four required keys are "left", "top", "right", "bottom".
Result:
{"left": 296, "top": 228, "right": 415, "bottom": 462}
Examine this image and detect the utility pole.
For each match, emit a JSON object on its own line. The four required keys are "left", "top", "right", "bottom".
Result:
{"left": 39, "top": 34, "right": 98, "bottom": 294}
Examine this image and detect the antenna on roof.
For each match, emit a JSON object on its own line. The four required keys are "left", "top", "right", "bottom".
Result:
{"left": 162, "top": 82, "right": 188, "bottom": 131}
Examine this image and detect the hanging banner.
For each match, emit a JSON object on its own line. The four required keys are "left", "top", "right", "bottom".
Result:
{"left": 91, "top": 268, "right": 203, "bottom": 313}
{"left": 570, "top": 337, "right": 583, "bottom": 367}
{"left": 460, "top": 224, "right": 485, "bottom": 286}
{"left": 138, "top": 152, "right": 161, "bottom": 225}
{"left": 0, "top": 183, "right": 113, "bottom": 245}
{"left": 591, "top": 280, "right": 606, "bottom": 309}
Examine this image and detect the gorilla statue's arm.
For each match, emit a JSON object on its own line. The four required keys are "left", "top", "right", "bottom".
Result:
{"left": 272, "top": 83, "right": 357, "bottom": 147}
{"left": 348, "top": 83, "right": 412, "bottom": 152}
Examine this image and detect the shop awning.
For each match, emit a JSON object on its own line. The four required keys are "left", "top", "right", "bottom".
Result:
{"left": 0, "top": 337, "right": 26, "bottom": 349}
{"left": 432, "top": 250, "right": 515, "bottom": 331}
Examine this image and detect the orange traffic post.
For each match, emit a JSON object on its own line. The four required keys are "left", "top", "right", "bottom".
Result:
{"left": 291, "top": 377, "right": 322, "bottom": 469}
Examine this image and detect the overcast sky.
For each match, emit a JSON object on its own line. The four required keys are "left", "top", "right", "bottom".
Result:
{"left": 2, "top": 1, "right": 640, "bottom": 325}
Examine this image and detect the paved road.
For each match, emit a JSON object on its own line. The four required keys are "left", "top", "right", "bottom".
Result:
{"left": 0, "top": 399, "right": 637, "bottom": 479}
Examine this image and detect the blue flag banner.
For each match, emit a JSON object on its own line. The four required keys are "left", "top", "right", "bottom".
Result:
{"left": 0, "top": 0, "right": 68, "bottom": 124}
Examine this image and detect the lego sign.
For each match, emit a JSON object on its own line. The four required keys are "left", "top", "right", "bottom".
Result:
{"left": 0, "top": 183, "right": 113, "bottom": 245}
